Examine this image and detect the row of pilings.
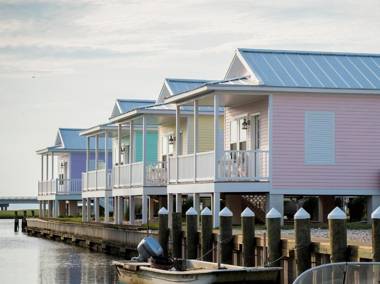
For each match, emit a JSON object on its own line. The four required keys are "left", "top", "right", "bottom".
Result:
{"left": 157, "top": 205, "right": 380, "bottom": 278}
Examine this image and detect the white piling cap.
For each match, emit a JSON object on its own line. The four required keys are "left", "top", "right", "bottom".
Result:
{"left": 158, "top": 207, "right": 168, "bottom": 215}
{"left": 294, "top": 208, "right": 310, "bottom": 220}
{"left": 371, "top": 206, "right": 380, "bottom": 219}
{"left": 201, "top": 207, "right": 212, "bottom": 216}
{"left": 327, "top": 207, "right": 347, "bottom": 220}
{"left": 219, "top": 207, "right": 233, "bottom": 217}
{"left": 186, "top": 207, "right": 198, "bottom": 215}
{"left": 241, "top": 207, "right": 255, "bottom": 217}
{"left": 266, "top": 208, "right": 281, "bottom": 219}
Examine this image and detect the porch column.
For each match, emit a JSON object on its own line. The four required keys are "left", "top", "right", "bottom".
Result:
{"left": 104, "top": 196, "right": 110, "bottom": 222}
{"left": 175, "top": 105, "right": 180, "bottom": 182}
{"left": 168, "top": 194, "right": 174, "bottom": 228}
{"left": 193, "top": 193, "right": 200, "bottom": 215}
{"left": 54, "top": 200, "right": 59, "bottom": 217}
{"left": 149, "top": 197, "right": 155, "bottom": 220}
{"left": 142, "top": 195, "right": 148, "bottom": 224}
{"left": 39, "top": 201, "right": 43, "bottom": 217}
{"left": 51, "top": 153, "right": 54, "bottom": 180}
{"left": 46, "top": 154, "right": 49, "bottom": 181}
{"left": 118, "top": 196, "right": 124, "bottom": 224}
{"left": 86, "top": 137, "right": 90, "bottom": 192}
{"left": 82, "top": 198, "right": 87, "bottom": 222}
{"left": 213, "top": 95, "right": 223, "bottom": 180}
{"left": 129, "top": 121, "right": 134, "bottom": 186}
{"left": 212, "top": 192, "right": 220, "bottom": 228}
{"left": 114, "top": 197, "right": 119, "bottom": 224}
{"left": 175, "top": 194, "right": 182, "bottom": 213}
{"left": 94, "top": 198, "right": 100, "bottom": 222}
{"left": 41, "top": 155, "right": 44, "bottom": 181}
{"left": 104, "top": 131, "right": 109, "bottom": 190}
{"left": 86, "top": 198, "right": 91, "bottom": 222}
{"left": 117, "top": 124, "right": 122, "bottom": 187}
{"left": 42, "top": 201, "right": 46, "bottom": 218}
{"left": 142, "top": 115, "right": 146, "bottom": 186}
{"left": 193, "top": 100, "right": 198, "bottom": 182}
{"left": 129, "top": 196, "right": 135, "bottom": 224}
{"left": 95, "top": 134, "right": 99, "bottom": 189}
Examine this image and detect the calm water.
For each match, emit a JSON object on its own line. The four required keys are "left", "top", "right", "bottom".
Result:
{"left": 0, "top": 219, "right": 120, "bottom": 283}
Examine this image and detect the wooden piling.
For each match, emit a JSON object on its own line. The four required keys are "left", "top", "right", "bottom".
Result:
{"left": 371, "top": 206, "right": 380, "bottom": 261}
{"left": 266, "top": 208, "right": 282, "bottom": 267}
{"left": 294, "top": 207, "right": 311, "bottom": 275}
{"left": 158, "top": 207, "right": 169, "bottom": 257}
{"left": 219, "top": 207, "right": 233, "bottom": 264}
{"left": 241, "top": 207, "right": 255, "bottom": 267}
{"left": 171, "top": 212, "right": 182, "bottom": 258}
{"left": 201, "top": 207, "right": 213, "bottom": 262}
{"left": 186, "top": 207, "right": 198, "bottom": 259}
{"left": 328, "top": 207, "right": 347, "bottom": 262}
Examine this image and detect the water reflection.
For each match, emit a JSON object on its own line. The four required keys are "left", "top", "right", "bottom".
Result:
{"left": 0, "top": 219, "right": 120, "bottom": 283}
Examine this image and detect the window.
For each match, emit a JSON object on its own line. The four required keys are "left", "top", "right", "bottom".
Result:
{"left": 305, "top": 111, "right": 335, "bottom": 165}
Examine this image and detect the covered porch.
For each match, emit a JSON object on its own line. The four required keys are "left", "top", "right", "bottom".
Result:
{"left": 167, "top": 89, "right": 271, "bottom": 184}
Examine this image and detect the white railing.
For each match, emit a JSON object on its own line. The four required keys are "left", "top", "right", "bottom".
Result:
{"left": 82, "top": 169, "right": 112, "bottom": 191}
{"left": 168, "top": 150, "right": 270, "bottom": 183}
{"left": 178, "top": 154, "right": 194, "bottom": 182}
{"left": 218, "top": 150, "right": 269, "bottom": 181}
{"left": 131, "top": 162, "right": 143, "bottom": 186}
{"left": 57, "top": 178, "right": 82, "bottom": 194}
{"left": 146, "top": 161, "right": 167, "bottom": 186}
{"left": 113, "top": 162, "right": 144, "bottom": 187}
{"left": 38, "top": 178, "right": 82, "bottom": 196}
{"left": 196, "top": 151, "right": 214, "bottom": 181}
{"left": 38, "top": 180, "right": 56, "bottom": 195}
{"left": 168, "top": 151, "right": 214, "bottom": 183}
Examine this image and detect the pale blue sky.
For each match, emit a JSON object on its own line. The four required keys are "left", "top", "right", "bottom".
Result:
{"left": 0, "top": 0, "right": 379, "bottom": 196}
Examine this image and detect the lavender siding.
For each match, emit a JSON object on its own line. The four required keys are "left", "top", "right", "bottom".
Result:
{"left": 69, "top": 152, "right": 113, "bottom": 179}
{"left": 272, "top": 93, "right": 380, "bottom": 191}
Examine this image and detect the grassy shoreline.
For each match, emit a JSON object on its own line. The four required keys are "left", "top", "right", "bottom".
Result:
{"left": 0, "top": 210, "right": 38, "bottom": 219}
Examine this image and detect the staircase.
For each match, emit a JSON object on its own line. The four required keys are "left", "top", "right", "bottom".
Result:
{"left": 241, "top": 194, "right": 267, "bottom": 223}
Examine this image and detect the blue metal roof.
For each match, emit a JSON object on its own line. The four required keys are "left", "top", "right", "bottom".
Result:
{"left": 111, "top": 99, "right": 155, "bottom": 118}
{"left": 237, "top": 48, "right": 380, "bottom": 89}
{"left": 165, "top": 79, "right": 211, "bottom": 96}
{"left": 55, "top": 128, "right": 111, "bottom": 151}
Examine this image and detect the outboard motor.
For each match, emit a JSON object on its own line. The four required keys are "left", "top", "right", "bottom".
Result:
{"left": 132, "top": 236, "right": 163, "bottom": 262}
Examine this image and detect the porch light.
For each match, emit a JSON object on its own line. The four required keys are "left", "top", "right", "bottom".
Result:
{"left": 120, "top": 145, "right": 126, "bottom": 153}
{"left": 168, "top": 135, "right": 176, "bottom": 145}
{"left": 242, "top": 118, "right": 250, "bottom": 130}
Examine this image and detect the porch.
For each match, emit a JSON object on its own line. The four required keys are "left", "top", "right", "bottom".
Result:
{"left": 38, "top": 178, "right": 82, "bottom": 196}
{"left": 168, "top": 149, "right": 269, "bottom": 183}
{"left": 167, "top": 91, "right": 271, "bottom": 185}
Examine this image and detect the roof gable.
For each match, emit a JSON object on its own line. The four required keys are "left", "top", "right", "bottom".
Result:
{"left": 230, "top": 48, "right": 380, "bottom": 90}
{"left": 110, "top": 99, "right": 155, "bottom": 118}
{"left": 157, "top": 78, "right": 211, "bottom": 103}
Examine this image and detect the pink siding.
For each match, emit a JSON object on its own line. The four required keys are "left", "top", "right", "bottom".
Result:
{"left": 272, "top": 94, "right": 380, "bottom": 190}
{"left": 224, "top": 97, "right": 269, "bottom": 150}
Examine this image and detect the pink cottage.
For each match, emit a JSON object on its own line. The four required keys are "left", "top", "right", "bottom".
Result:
{"left": 164, "top": 49, "right": 380, "bottom": 226}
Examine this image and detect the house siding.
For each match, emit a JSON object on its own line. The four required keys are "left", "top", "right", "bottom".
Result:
{"left": 224, "top": 98, "right": 269, "bottom": 151}
{"left": 271, "top": 93, "right": 380, "bottom": 190}
{"left": 157, "top": 116, "right": 223, "bottom": 160}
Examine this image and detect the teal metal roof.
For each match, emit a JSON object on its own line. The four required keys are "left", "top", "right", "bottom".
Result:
{"left": 235, "top": 48, "right": 380, "bottom": 89}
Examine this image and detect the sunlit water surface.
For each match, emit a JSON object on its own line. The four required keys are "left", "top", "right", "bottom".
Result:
{"left": 0, "top": 219, "right": 121, "bottom": 283}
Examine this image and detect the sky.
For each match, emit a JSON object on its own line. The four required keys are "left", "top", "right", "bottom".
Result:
{"left": 0, "top": 0, "right": 379, "bottom": 196}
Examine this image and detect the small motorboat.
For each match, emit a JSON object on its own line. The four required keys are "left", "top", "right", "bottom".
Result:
{"left": 113, "top": 236, "right": 281, "bottom": 284}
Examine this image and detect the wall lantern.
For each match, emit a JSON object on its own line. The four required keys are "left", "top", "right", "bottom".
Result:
{"left": 168, "top": 135, "right": 176, "bottom": 145}
{"left": 242, "top": 118, "right": 250, "bottom": 130}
